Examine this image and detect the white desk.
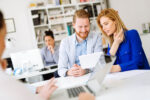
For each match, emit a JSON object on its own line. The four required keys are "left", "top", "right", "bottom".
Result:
{"left": 15, "top": 68, "right": 57, "bottom": 80}
{"left": 31, "top": 70, "right": 150, "bottom": 100}
{"left": 97, "top": 70, "right": 150, "bottom": 100}
{"left": 31, "top": 73, "right": 90, "bottom": 89}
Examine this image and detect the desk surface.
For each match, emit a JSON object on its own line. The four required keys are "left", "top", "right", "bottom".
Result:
{"left": 97, "top": 70, "right": 150, "bottom": 100}
{"left": 31, "top": 70, "right": 150, "bottom": 100}
{"left": 15, "top": 68, "right": 57, "bottom": 80}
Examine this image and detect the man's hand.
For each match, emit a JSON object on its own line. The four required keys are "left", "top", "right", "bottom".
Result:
{"left": 37, "top": 78, "right": 57, "bottom": 100}
{"left": 79, "top": 92, "right": 95, "bottom": 100}
{"left": 67, "top": 64, "right": 86, "bottom": 77}
{"left": 110, "top": 65, "right": 121, "bottom": 73}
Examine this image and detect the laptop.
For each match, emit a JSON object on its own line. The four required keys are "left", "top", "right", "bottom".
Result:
{"left": 50, "top": 54, "right": 115, "bottom": 100}
{"left": 10, "top": 49, "right": 45, "bottom": 73}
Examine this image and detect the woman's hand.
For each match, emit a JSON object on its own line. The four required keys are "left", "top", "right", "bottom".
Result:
{"left": 109, "top": 29, "right": 124, "bottom": 56}
{"left": 38, "top": 78, "right": 57, "bottom": 100}
{"left": 114, "top": 29, "right": 124, "bottom": 44}
{"left": 48, "top": 45, "right": 55, "bottom": 54}
{"left": 110, "top": 65, "right": 121, "bottom": 73}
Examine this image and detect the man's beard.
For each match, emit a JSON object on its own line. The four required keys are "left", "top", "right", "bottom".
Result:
{"left": 75, "top": 30, "right": 89, "bottom": 40}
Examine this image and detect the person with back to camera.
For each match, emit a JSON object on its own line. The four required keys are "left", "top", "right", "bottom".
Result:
{"left": 97, "top": 8, "right": 150, "bottom": 73}
{"left": 41, "top": 29, "right": 59, "bottom": 66}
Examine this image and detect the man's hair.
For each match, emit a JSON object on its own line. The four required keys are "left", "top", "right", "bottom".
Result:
{"left": 44, "top": 29, "right": 54, "bottom": 39}
{"left": 73, "top": 9, "right": 90, "bottom": 23}
{"left": 0, "top": 10, "right": 4, "bottom": 29}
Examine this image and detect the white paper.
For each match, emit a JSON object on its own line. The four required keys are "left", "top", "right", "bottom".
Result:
{"left": 79, "top": 52, "right": 103, "bottom": 69}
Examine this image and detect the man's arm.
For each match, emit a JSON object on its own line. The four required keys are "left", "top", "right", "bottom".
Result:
{"left": 93, "top": 33, "right": 106, "bottom": 66}
{"left": 58, "top": 39, "right": 69, "bottom": 77}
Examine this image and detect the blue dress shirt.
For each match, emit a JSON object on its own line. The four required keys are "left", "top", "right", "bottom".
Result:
{"left": 75, "top": 39, "right": 87, "bottom": 66}
{"left": 108, "top": 29, "right": 150, "bottom": 71}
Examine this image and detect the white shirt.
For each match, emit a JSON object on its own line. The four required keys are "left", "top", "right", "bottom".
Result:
{"left": 0, "top": 66, "right": 43, "bottom": 100}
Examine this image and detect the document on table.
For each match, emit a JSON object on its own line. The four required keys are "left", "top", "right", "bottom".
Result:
{"left": 79, "top": 52, "right": 103, "bottom": 69}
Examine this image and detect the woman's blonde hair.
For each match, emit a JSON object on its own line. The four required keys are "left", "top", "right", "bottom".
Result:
{"left": 97, "top": 8, "right": 127, "bottom": 46}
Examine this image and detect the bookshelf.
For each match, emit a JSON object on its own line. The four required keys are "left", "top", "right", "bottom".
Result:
{"left": 29, "top": 0, "right": 107, "bottom": 48}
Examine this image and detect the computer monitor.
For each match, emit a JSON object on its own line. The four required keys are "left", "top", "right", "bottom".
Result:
{"left": 10, "top": 49, "right": 44, "bottom": 71}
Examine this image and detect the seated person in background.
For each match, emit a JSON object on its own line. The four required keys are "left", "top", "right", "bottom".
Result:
{"left": 58, "top": 9, "right": 104, "bottom": 77}
{"left": 97, "top": 8, "right": 150, "bottom": 73}
{"left": 41, "top": 29, "right": 59, "bottom": 66}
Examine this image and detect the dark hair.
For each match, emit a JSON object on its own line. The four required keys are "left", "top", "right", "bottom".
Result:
{"left": 0, "top": 10, "right": 4, "bottom": 29}
{"left": 44, "top": 29, "right": 54, "bottom": 40}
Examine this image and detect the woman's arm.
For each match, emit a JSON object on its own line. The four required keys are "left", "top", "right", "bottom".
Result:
{"left": 109, "top": 29, "right": 124, "bottom": 56}
{"left": 109, "top": 41, "right": 120, "bottom": 56}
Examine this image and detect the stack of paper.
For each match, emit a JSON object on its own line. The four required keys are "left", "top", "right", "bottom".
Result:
{"left": 79, "top": 52, "right": 103, "bottom": 69}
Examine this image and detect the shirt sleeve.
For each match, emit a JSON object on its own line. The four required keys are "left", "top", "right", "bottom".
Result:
{"left": 107, "top": 44, "right": 111, "bottom": 56}
{"left": 119, "top": 30, "right": 143, "bottom": 71}
{"left": 93, "top": 33, "right": 103, "bottom": 53}
{"left": 58, "top": 39, "right": 69, "bottom": 77}
{"left": 53, "top": 45, "right": 59, "bottom": 64}
{"left": 40, "top": 48, "right": 46, "bottom": 66}
{"left": 93, "top": 33, "right": 106, "bottom": 70}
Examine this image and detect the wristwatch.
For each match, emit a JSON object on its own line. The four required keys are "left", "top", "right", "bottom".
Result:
{"left": 85, "top": 69, "right": 90, "bottom": 74}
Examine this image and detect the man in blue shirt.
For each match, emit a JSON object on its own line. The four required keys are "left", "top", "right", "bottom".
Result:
{"left": 58, "top": 9, "right": 104, "bottom": 77}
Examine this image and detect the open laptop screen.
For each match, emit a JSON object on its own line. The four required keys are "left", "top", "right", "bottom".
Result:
{"left": 10, "top": 49, "right": 44, "bottom": 71}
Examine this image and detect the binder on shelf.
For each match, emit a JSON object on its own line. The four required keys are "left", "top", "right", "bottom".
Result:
{"left": 83, "top": 5, "right": 93, "bottom": 17}
{"left": 67, "top": 24, "right": 74, "bottom": 36}
{"left": 67, "top": 25, "right": 71, "bottom": 36}
{"left": 39, "top": 11, "right": 44, "bottom": 24}
{"left": 32, "top": 10, "right": 40, "bottom": 25}
{"left": 60, "top": 0, "right": 71, "bottom": 5}
{"left": 93, "top": 4, "right": 102, "bottom": 16}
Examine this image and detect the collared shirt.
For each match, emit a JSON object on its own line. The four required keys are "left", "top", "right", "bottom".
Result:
{"left": 41, "top": 44, "right": 59, "bottom": 66}
{"left": 75, "top": 35, "right": 87, "bottom": 66}
{"left": 107, "top": 29, "right": 150, "bottom": 71}
{"left": 58, "top": 32, "right": 104, "bottom": 77}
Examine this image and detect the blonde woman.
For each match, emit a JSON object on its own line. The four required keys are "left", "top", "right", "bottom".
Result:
{"left": 97, "top": 8, "right": 150, "bottom": 73}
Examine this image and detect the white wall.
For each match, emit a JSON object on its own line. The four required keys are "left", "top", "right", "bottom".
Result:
{"left": 108, "top": 0, "right": 150, "bottom": 33}
{"left": 0, "top": 0, "right": 37, "bottom": 58}
{"left": 1, "top": 0, "right": 150, "bottom": 58}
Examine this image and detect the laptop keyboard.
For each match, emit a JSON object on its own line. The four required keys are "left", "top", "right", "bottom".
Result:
{"left": 67, "top": 86, "right": 85, "bottom": 98}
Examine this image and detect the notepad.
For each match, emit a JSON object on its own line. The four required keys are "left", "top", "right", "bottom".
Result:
{"left": 79, "top": 52, "right": 103, "bottom": 69}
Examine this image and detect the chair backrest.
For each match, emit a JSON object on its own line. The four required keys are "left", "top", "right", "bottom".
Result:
{"left": 140, "top": 34, "right": 150, "bottom": 64}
